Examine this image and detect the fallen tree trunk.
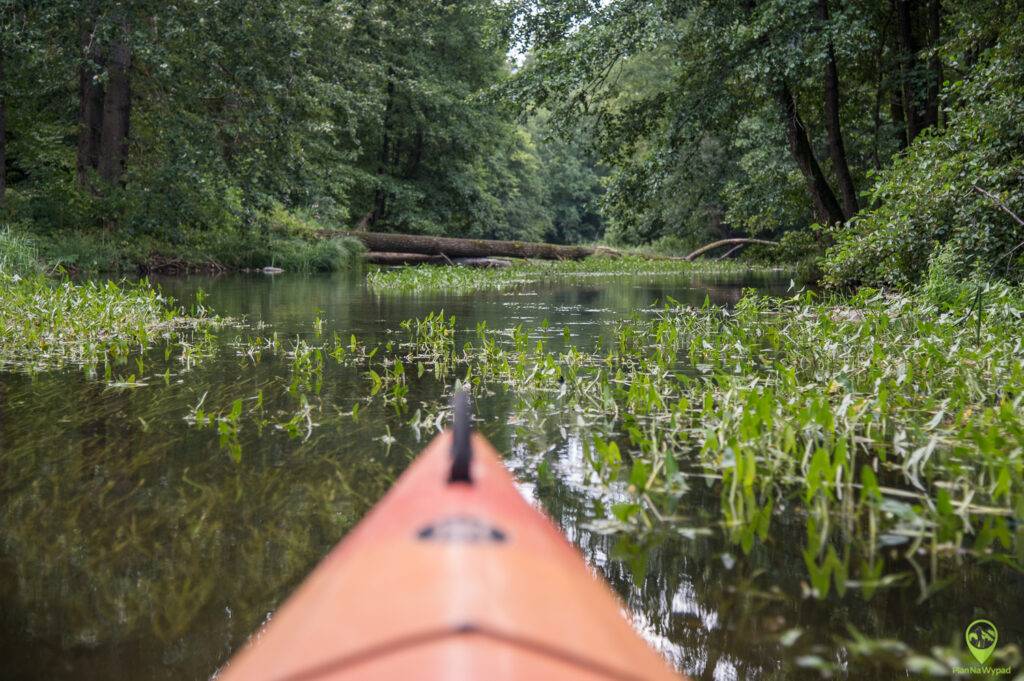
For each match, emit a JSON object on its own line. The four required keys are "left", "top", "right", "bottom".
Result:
{"left": 716, "top": 244, "right": 748, "bottom": 260}
{"left": 452, "top": 257, "right": 514, "bottom": 268}
{"left": 363, "top": 252, "right": 513, "bottom": 268}
{"left": 685, "top": 238, "right": 778, "bottom": 261}
{"left": 329, "top": 230, "right": 620, "bottom": 261}
{"left": 363, "top": 252, "right": 447, "bottom": 266}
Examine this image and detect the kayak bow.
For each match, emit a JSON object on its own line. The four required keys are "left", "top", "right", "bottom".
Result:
{"left": 218, "top": 393, "right": 685, "bottom": 681}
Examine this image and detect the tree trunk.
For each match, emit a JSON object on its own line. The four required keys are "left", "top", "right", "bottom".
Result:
{"left": 76, "top": 5, "right": 104, "bottom": 190}
{"left": 332, "top": 230, "right": 620, "bottom": 261}
{"left": 741, "top": 0, "right": 844, "bottom": 225}
{"left": 370, "top": 70, "right": 396, "bottom": 227}
{"left": 894, "top": 0, "right": 922, "bottom": 143}
{"left": 924, "top": 0, "right": 942, "bottom": 129}
{"left": 97, "top": 32, "right": 131, "bottom": 185}
{"left": 717, "top": 244, "right": 748, "bottom": 260}
{"left": 363, "top": 252, "right": 450, "bottom": 266}
{"left": 684, "top": 238, "right": 778, "bottom": 261}
{"left": 0, "top": 48, "right": 6, "bottom": 205}
{"left": 775, "top": 83, "right": 846, "bottom": 226}
{"left": 405, "top": 126, "right": 424, "bottom": 179}
{"left": 890, "top": 89, "right": 908, "bottom": 150}
{"left": 818, "top": 0, "right": 858, "bottom": 218}
{"left": 871, "top": 22, "right": 890, "bottom": 168}
{"left": 871, "top": 65, "right": 884, "bottom": 169}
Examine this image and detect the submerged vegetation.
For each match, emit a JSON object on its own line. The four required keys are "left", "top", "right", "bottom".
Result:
{"left": 222, "top": 287, "right": 1024, "bottom": 587}
{"left": 10, "top": 273, "right": 1005, "bottom": 676}
{"left": 1, "top": 419, "right": 389, "bottom": 649}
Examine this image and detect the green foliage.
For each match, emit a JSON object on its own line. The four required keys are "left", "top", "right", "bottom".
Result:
{"left": 366, "top": 256, "right": 772, "bottom": 294}
{"left": 505, "top": 0, "right": 865, "bottom": 246}
{"left": 0, "top": 273, "right": 214, "bottom": 371}
{"left": 224, "top": 236, "right": 364, "bottom": 273}
{"left": 25, "top": 217, "right": 363, "bottom": 275}
{"left": 527, "top": 112, "right": 606, "bottom": 244}
{"left": 5, "top": 0, "right": 1022, "bottom": 276}
{"left": 0, "top": 225, "right": 41, "bottom": 276}
{"left": 0, "top": 0, "right": 607, "bottom": 267}
{"left": 506, "top": 0, "right": 1022, "bottom": 280}
{"left": 644, "top": 235, "right": 703, "bottom": 256}
{"left": 257, "top": 202, "right": 325, "bottom": 239}
{"left": 32, "top": 230, "right": 139, "bottom": 274}
{"left": 824, "top": 18, "right": 1024, "bottom": 287}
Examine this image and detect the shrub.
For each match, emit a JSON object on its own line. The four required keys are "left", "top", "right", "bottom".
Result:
{"left": 823, "top": 22, "right": 1024, "bottom": 288}
{"left": 257, "top": 202, "right": 325, "bottom": 238}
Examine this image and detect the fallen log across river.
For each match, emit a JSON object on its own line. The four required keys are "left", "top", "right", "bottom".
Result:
{"left": 321, "top": 230, "right": 778, "bottom": 264}
{"left": 326, "top": 230, "right": 621, "bottom": 261}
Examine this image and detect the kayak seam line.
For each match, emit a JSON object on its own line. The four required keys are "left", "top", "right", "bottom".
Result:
{"left": 266, "top": 623, "right": 652, "bottom": 681}
{"left": 463, "top": 623, "right": 654, "bottom": 681}
{"left": 267, "top": 627, "right": 453, "bottom": 681}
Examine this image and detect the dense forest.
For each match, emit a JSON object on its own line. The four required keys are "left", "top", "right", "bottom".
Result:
{"left": 508, "top": 0, "right": 1023, "bottom": 287}
{"left": 0, "top": 1, "right": 605, "bottom": 271}
{"left": 0, "top": 0, "right": 1021, "bottom": 283}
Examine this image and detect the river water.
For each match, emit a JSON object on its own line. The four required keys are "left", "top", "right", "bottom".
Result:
{"left": 0, "top": 271, "right": 1019, "bottom": 680}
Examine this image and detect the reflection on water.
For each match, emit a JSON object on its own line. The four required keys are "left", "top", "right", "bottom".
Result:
{"left": 0, "top": 271, "right": 1019, "bottom": 680}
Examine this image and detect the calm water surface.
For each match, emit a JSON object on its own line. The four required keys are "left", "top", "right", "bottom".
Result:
{"left": 0, "top": 271, "right": 1020, "bottom": 680}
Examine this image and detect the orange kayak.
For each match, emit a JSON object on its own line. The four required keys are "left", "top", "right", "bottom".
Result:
{"left": 218, "top": 394, "right": 685, "bottom": 681}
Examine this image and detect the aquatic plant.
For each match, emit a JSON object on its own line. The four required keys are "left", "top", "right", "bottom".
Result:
{"left": 5, "top": 273, "right": 1022, "bottom": 679}
{"left": 357, "top": 287, "right": 1024, "bottom": 598}
{"left": 181, "top": 283, "right": 1024, "bottom": 594}
{"left": 0, "top": 274, "right": 219, "bottom": 372}
{"left": 367, "top": 256, "right": 785, "bottom": 294}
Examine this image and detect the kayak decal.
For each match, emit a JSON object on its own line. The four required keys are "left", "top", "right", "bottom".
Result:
{"left": 416, "top": 515, "right": 507, "bottom": 543}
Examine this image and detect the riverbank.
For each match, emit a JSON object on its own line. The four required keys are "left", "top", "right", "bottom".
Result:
{"left": 0, "top": 227, "right": 229, "bottom": 371}
{"left": 1, "top": 223, "right": 785, "bottom": 279}
{"left": 0, "top": 224, "right": 364, "bottom": 276}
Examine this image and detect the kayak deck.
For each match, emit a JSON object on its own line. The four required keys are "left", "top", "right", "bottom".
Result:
{"left": 216, "top": 430, "right": 685, "bottom": 681}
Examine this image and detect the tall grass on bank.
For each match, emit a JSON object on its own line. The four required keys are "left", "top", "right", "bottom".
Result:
{"left": 30, "top": 230, "right": 364, "bottom": 275}
{"left": 225, "top": 235, "right": 363, "bottom": 273}
{"left": 0, "top": 226, "right": 42, "bottom": 276}
{"left": 11, "top": 201, "right": 364, "bottom": 274}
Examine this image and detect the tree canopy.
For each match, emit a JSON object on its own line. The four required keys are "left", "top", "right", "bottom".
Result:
{"left": 0, "top": 0, "right": 1021, "bottom": 281}
{"left": 504, "top": 0, "right": 1023, "bottom": 282}
{"left": 0, "top": 0, "right": 606, "bottom": 267}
